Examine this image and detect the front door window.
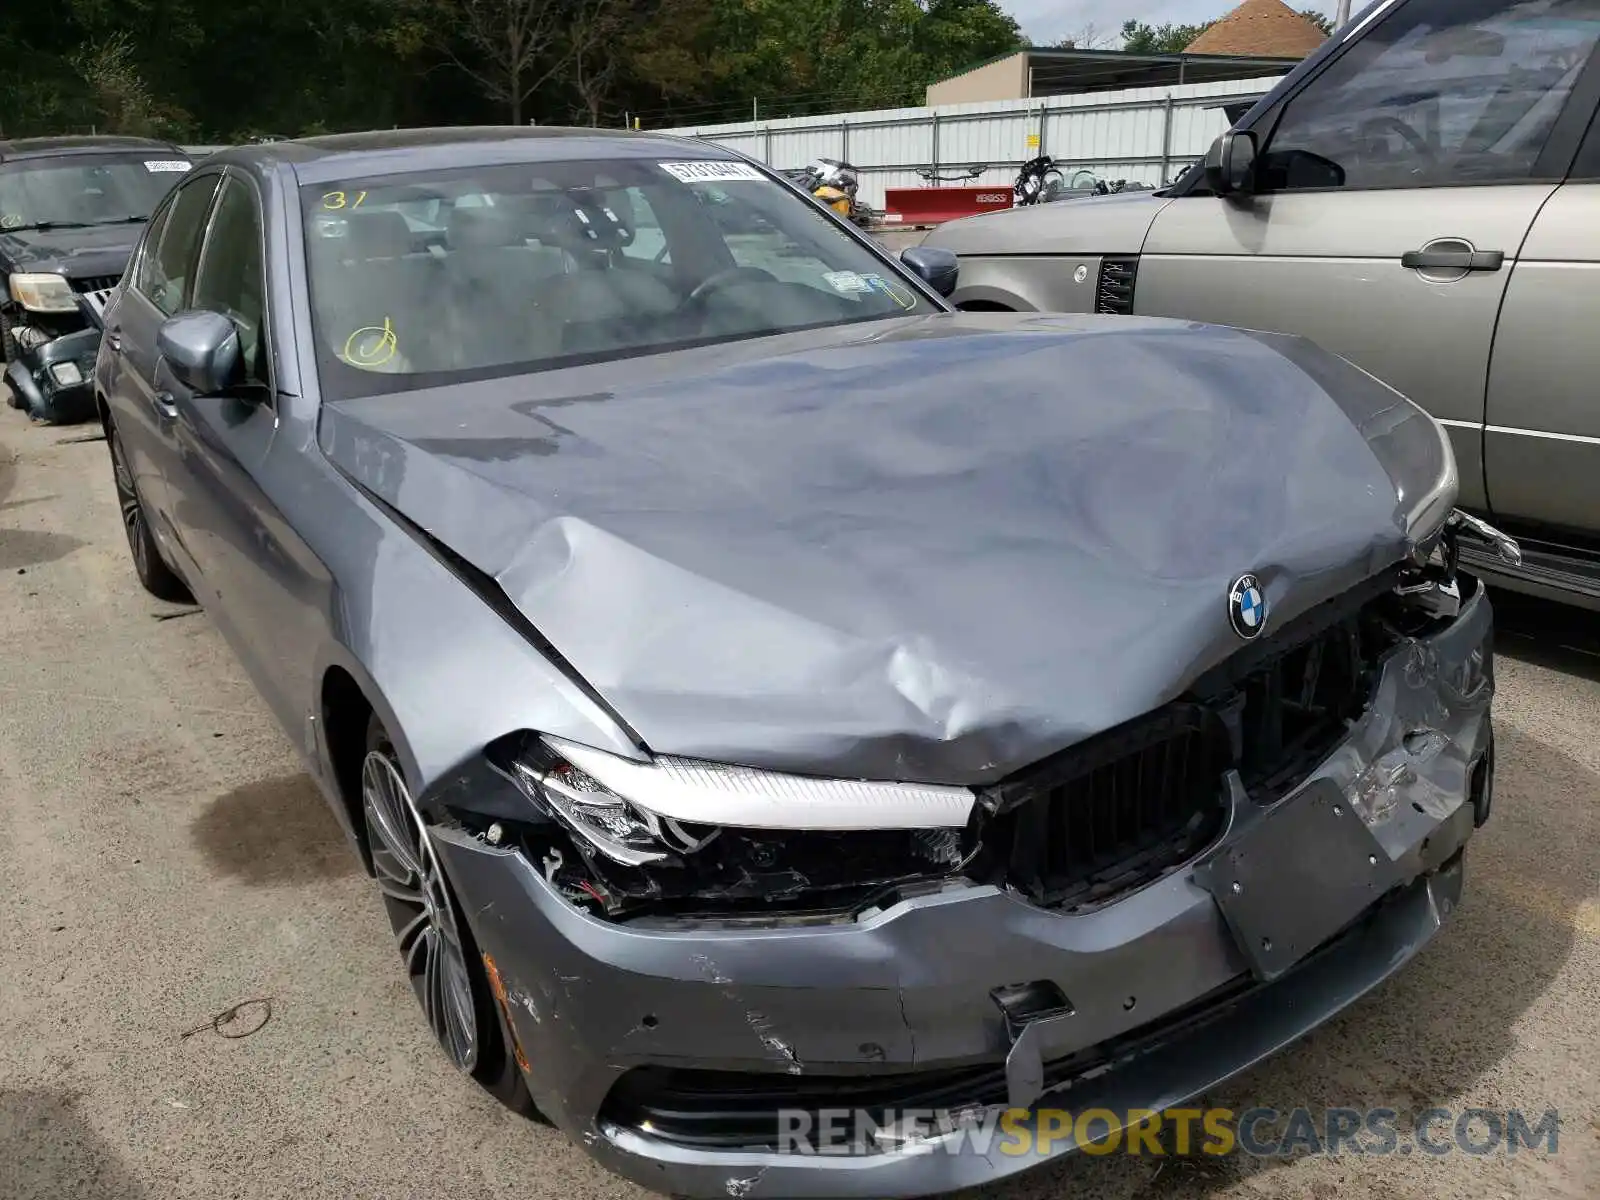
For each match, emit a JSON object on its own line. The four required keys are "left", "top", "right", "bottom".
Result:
{"left": 1259, "top": 0, "right": 1600, "bottom": 191}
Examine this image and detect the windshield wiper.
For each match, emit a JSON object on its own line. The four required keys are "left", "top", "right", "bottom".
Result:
{"left": 2, "top": 220, "right": 95, "bottom": 232}
{"left": 86, "top": 215, "right": 149, "bottom": 226}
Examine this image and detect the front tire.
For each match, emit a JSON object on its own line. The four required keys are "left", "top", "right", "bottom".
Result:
{"left": 360, "top": 716, "right": 537, "bottom": 1117}
{"left": 106, "top": 416, "right": 191, "bottom": 602}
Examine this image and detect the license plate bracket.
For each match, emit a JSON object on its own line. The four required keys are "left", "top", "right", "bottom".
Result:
{"left": 1195, "top": 782, "right": 1398, "bottom": 981}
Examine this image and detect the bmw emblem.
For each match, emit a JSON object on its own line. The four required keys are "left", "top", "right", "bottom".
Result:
{"left": 1228, "top": 573, "right": 1268, "bottom": 640}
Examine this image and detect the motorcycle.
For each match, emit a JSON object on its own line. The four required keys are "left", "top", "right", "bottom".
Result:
{"left": 786, "top": 158, "right": 876, "bottom": 227}
{"left": 1013, "top": 155, "right": 1067, "bottom": 206}
{"left": 1015, "top": 157, "right": 1157, "bottom": 205}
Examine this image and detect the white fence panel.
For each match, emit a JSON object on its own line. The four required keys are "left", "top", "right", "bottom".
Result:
{"left": 662, "top": 75, "right": 1282, "bottom": 209}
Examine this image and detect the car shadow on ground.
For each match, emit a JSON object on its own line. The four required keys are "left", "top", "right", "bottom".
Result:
{"left": 970, "top": 703, "right": 1592, "bottom": 1200}
{"left": 0, "top": 1090, "right": 145, "bottom": 1200}
{"left": 190, "top": 774, "right": 361, "bottom": 887}
{"left": 1492, "top": 588, "right": 1600, "bottom": 686}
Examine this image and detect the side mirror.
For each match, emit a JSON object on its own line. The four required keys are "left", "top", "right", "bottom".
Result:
{"left": 1204, "top": 130, "right": 1259, "bottom": 197}
{"left": 900, "top": 246, "right": 959, "bottom": 298}
{"left": 156, "top": 310, "right": 241, "bottom": 395}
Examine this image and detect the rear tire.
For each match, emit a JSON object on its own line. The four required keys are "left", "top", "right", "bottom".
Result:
{"left": 106, "top": 416, "right": 191, "bottom": 602}
{"left": 361, "top": 715, "right": 539, "bottom": 1119}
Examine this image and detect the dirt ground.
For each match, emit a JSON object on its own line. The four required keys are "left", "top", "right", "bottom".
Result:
{"left": 1, "top": 419, "right": 1596, "bottom": 1200}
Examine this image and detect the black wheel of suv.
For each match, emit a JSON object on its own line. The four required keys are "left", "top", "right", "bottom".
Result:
{"left": 106, "top": 417, "right": 192, "bottom": 602}
{"left": 1, "top": 310, "right": 21, "bottom": 408}
{"left": 361, "top": 715, "right": 539, "bottom": 1118}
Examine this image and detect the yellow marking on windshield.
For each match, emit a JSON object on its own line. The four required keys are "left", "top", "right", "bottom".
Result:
{"left": 867, "top": 274, "right": 917, "bottom": 310}
{"left": 321, "top": 190, "right": 367, "bottom": 211}
{"left": 342, "top": 316, "right": 398, "bottom": 368}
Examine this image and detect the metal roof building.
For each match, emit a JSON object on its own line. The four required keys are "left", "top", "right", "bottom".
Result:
{"left": 926, "top": 47, "right": 1305, "bottom": 107}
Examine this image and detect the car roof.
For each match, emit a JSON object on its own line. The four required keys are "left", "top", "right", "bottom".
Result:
{"left": 206, "top": 126, "right": 743, "bottom": 186}
{"left": 0, "top": 135, "right": 189, "bottom": 163}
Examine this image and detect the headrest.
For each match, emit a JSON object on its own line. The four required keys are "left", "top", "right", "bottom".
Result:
{"left": 447, "top": 205, "right": 526, "bottom": 250}
{"left": 342, "top": 210, "right": 413, "bottom": 260}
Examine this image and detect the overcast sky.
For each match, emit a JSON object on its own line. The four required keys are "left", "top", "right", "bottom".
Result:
{"left": 1001, "top": 1, "right": 1339, "bottom": 47}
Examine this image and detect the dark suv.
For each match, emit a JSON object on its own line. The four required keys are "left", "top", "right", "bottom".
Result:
{"left": 1, "top": 135, "right": 193, "bottom": 423}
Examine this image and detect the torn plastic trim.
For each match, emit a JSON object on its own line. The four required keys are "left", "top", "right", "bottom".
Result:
{"left": 546, "top": 735, "right": 977, "bottom": 832}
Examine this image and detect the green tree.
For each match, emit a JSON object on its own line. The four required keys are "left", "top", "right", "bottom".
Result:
{"left": 1119, "top": 19, "right": 1212, "bottom": 54}
{"left": 1298, "top": 8, "right": 1335, "bottom": 36}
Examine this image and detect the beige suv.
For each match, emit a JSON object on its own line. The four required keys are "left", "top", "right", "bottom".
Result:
{"left": 925, "top": 0, "right": 1600, "bottom": 609}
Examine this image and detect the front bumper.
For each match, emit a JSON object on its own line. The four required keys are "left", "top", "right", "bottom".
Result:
{"left": 434, "top": 580, "right": 1494, "bottom": 1198}
{"left": 6, "top": 323, "right": 99, "bottom": 424}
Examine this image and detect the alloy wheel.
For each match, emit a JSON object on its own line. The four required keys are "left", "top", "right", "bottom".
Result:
{"left": 108, "top": 430, "right": 150, "bottom": 580}
{"left": 361, "top": 750, "right": 479, "bottom": 1072}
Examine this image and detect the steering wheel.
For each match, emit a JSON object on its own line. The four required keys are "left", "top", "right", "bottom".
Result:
{"left": 1358, "top": 116, "right": 1436, "bottom": 163}
{"left": 687, "top": 266, "right": 777, "bottom": 304}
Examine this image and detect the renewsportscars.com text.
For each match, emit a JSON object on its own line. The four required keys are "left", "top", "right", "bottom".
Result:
{"left": 775, "top": 1106, "right": 1563, "bottom": 1158}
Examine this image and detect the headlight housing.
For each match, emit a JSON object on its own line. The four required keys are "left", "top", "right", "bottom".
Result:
{"left": 9, "top": 272, "right": 78, "bottom": 314}
{"left": 491, "top": 734, "right": 976, "bottom": 919}
{"left": 508, "top": 746, "right": 714, "bottom": 867}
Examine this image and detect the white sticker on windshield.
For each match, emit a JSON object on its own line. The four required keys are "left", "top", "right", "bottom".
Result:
{"left": 659, "top": 161, "right": 764, "bottom": 183}
{"left": 144, "top": 160, "right": 192, "bottom": 173}
{"left": 823, "top": 271, "right": 870, "bottom": 295}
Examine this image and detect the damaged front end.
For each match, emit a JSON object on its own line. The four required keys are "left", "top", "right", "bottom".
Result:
{"left": 420, "top": 514, "right": 1507, "bottom": 1199}
{"left": 3, "top": 274, "right": 116, "bottom": 424}
{"left": 444, "top": 512, "right": 1508, "bottom": 930}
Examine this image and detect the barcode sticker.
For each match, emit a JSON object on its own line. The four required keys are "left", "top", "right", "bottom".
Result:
{"left": 659, "top": 161, "right": 764, "bottom": 183}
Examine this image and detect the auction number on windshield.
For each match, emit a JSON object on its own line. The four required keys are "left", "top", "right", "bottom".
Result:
{"left": 321, "top": 190, "right": 368, "bottom": 210}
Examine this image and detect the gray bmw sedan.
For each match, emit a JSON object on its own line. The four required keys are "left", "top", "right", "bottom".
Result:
{"left": 94, "top": 127, "right": 1502, "bottom": 1197}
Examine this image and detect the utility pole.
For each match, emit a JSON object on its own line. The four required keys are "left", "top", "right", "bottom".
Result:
{"left": 1334, "top": 0, "right": 1351, "bottom": 29}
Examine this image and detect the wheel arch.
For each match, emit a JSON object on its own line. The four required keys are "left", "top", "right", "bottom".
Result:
{"left": 949, "top": 283, "right": 1034, "bottom": 311}
{"left": 320, "top": 663, "right": 376, "bottom": 872}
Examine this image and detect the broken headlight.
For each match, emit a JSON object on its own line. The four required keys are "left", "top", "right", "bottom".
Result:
{"left": 507, "top": 742, "right": 718, "bottom": 867}
{"left": 494, "top": 733, "right": 977, "bottom": 918}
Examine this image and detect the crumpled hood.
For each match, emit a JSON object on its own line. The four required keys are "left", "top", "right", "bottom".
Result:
{"left": 0, "top": 223, "right": 137, "bottom": 278}
{"left": 320, "top": 312, "right": 1453, "bottom": 785}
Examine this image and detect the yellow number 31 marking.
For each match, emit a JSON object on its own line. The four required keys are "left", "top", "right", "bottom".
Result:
{"left": 321, "top": 190, "right": 368, "bottom": 211}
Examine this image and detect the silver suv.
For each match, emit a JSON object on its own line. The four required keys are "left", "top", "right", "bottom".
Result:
{"left": 925, "top": 0, "right": 1600, "bottom": 609}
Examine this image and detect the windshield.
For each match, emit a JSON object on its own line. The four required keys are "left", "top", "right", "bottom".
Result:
{"left": 300, "top": 158, "right": 937, "bottom": 399}
{"left": 0, "top": 154, "right": 192, "bottom": 230}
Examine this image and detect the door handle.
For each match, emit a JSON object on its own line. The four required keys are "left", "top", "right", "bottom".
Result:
{"left": 1402, "top": 247, "right": 1504, "bottom": 272}
{"left": 104, "top": 331, "right": 122, "bottom": 352}
{"left": 151, "top": 390, "right": 178, "bottom": 419}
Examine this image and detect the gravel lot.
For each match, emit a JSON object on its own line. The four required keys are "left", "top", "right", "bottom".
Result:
{"left": 1, "top": 418, "right": 1596, "bottom": 1200}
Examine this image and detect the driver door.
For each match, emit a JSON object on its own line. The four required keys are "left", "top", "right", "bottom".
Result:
{"left": 1136, "top": 0, "right": 1600, "bottom": 512}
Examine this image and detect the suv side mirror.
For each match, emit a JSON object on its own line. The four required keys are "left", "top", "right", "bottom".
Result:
{"left": 157, "top": 310, "right": 242, "bottom": 395}
{"left": 1205, "top": 130, "right": 1259, "bottom": 197}
{"left": 900, "top": 246, "right": 959, "bottom": 297}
